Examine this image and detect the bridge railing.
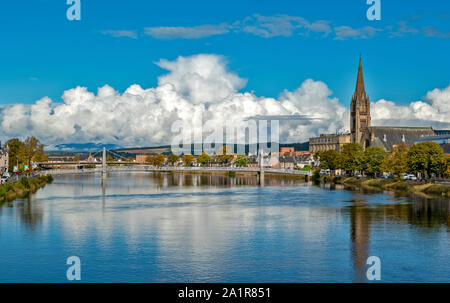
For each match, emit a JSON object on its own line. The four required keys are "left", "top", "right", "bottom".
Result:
{"left": 41, "top": 166, "right": 311, "bottom": 176}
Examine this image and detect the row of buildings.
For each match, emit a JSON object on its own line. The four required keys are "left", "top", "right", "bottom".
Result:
{"left": 135, "top": 151, "right": 314, "bottom": 170}
{"left": 309, "top": 57, "right": 450, "bottom": 154}
{"left": 0, "top": 141, "right": 9, "bottom": 174}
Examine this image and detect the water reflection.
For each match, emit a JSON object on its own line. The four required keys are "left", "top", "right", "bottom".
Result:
{"left": 348, "top": 199, "right": 371, "bottom": 282}
{"left": 344, "top": 195, "right": 449, "bottom": 282}
{"left": 0, "top": 172, "right": 448, "bottom": 282}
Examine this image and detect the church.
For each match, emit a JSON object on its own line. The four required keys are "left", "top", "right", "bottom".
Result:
{"left": 351, "top": 57, "right": 437, "bottom": 150}
{"left": 310, "top": 57, "right": 444, "bottom": 153}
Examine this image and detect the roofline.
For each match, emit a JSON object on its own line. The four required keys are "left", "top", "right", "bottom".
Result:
{"left": 369, "top": 126, "right": 434, "bottom": 129}
{"left": 416, "top": 135, "right": 450, "bottom": 140}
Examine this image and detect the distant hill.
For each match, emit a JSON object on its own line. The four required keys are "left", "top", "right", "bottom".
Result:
{"left": 46, "top": 143, "right": 123, "bottom": 153}
{"left": 280, "top": 142, "right": 309, "bottom": 151}
{"left": 45, "top": 141, "right": 310, "bottom": 155}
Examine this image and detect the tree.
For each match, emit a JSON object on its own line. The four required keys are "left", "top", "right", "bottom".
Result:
{"left": 445, "top": 155, "right": 450, "bottom": 178}
{"left": 361, "top": 146, "right": 387, "bottom": 177}
{"left": 407, "top": 142, "right": 445, "bottom": 178}
{"left": 6, "top": 138, "right": 25, "bottom": 171}
{"left": 22, "top": 136, "right": 47, "bottom": 166}
{"left": 150, "top": 154, "right": 165, "bottom": 167}
{"left": 182, "top": 154, "right": 195, "bottom": 167}
{"left": 216, "top": 145, "right": 234, "bottom": 164}
{"left": 318, "top": 150, "right": 340, "bottom": 171}
{"left": 235, "top": 155, "right": 248, "bottom": 167}
{"left": 340, "top": 143, "right": 363, "bottom": 174}
{"left": 74, "top": 155, "right": 80, "bottom": 162}
{"left": 381, "top": 143, "right": 409, "bottom": 176}
{"left": 197, "top": 152, "right": 211, "bottom": 166}
{"left": 145, "top": 155, "right": 154, "bottom": 163}
{"left": 7, "top": 137, "right": 47, "bottom": 170}
{"left": 314, "top": 151, "right": 325, "bottom": 160}
{"left": 167, "top": 153, "right": 180, "bottom": 166}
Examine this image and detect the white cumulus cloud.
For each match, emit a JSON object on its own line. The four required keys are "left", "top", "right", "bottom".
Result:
{"left": 0, "top": 54, "right": 350, "bottom": 147}
{"left": 371, "top": 85, "right": 450, "bottom": 129}
{"left": 1, "top": 54, "right": 448, "bottom": 148}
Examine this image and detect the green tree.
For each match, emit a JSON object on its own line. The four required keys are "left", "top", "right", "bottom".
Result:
{"left": 381, "top": 143, "right": 409, "bottom": 176}
{"left": 74, "top": 155, "right": 80, "bottom": 162}
{"left": 361, "top": 146, "right": 387, "bottom": 177}
{"left": 407, "top": 142, "right": 445, "bottom": 178}
{"left": 7, "top": 137, "right": 47, "bottom": 170}
{"left": 216, "top": 145, "right": 234, "bottom": 164}
{"left": 197, "top": 152, "right": 211, "bottom": 166}
{"left": 167, "top": 153, "right": 180, "bottom": 166}
{"left": 22, "top": 136, "right": 47, "bottom": 166}
{"left": 314, "top": 151, "right": 324, "bottom": 160}
{"left": 182, "top": 154, "right": 195, "bottom": 167}
{"left": 145, "top": 155, "right": 154, "bottom": 164}
{"left": 150, "top": 154, "right": 165, "bottom": 167}
{"left": 318, "top": 150, "right": 340, "bottom": 171}
{"left": 106, "top": 155, "right": 114, "bottom": 162}
{"left": 234, "top": 155, "right": 248, "bottom": 167}
{"left": 6, "top": 138, "right": 25, "bottom": 171}
{"left": 339, "top": 143, "right": 363, "bottom": 175}
{"left": 445, "top": 155, "right": 450, "bottom": 178}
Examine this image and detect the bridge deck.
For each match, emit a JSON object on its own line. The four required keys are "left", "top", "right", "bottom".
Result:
{"left": 40, "top": 166, "right": 312, "bottom": 176}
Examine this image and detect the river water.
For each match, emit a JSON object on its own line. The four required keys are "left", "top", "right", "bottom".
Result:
{"left": 0, "top": 172, "right": 448, "bottom": 282}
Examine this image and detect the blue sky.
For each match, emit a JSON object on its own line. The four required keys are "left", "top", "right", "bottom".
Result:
{"left": 0, "top": 0, "right": 449, "bottom": 107}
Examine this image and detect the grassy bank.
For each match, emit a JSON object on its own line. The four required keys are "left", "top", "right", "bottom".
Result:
{"left": 0, "top": 175, "right": 54, "bottom": 203}
{"left": 317, "top": 175, "right": 450, "bottom": 197}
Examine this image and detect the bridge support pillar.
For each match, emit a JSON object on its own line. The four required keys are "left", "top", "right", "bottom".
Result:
{"left": 258, "top": 149, "right": 264, "bottom": 186}
{"left": 258, "top": 170, "right": 264, "bottom": 186}
{"left": 102, "top": 147, "right": 107, "bottom": 180}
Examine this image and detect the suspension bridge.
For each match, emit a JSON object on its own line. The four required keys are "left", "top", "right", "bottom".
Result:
{"left": 37, "top": 147, "right": 312, "bottom": 184}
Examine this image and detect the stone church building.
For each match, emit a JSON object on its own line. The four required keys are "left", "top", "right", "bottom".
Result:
{"left": 351, "top": 57, "right": 436, "bottom": 150}
{"left": 310, "top": 57, "right": 441, "bottom": 153}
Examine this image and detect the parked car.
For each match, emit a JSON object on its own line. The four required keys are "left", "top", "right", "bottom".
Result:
{"left": 320, "top": 169, "right": 330, "bottom": 176}
{"left": 403, "top": 174, "right": 417, "bottom": 181}
{"left": 382, "top": 173, "right": 394, "bottom": 179}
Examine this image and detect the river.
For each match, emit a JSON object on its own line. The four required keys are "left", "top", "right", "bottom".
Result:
{"left": 0, "top": 172, "right": 448, "bottom": 282}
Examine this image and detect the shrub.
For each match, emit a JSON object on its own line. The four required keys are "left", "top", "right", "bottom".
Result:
{"left": 19, "top": 177, "right": 30, "bottom": 189}
{"left": 0, "top": 185, "right": 6, "bottom": 198}
{"left": 422, "top": 185, "right": 450, "bottom": 197}
{"left": 312, "top": 169, "right": 320, "bottom": 184}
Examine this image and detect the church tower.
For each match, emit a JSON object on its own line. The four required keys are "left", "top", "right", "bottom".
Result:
{"left": 350, "top": 57, "right": 371, "bottom": 145}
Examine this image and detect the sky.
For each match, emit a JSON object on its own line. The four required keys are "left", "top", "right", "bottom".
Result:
{"left": 0, "top": 0, "right": 449, "bottom": 147}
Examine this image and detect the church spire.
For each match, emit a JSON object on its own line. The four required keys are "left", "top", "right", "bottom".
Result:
{"left": 355, "top": 55, "right": 365, "bottom": 99}
{"left": 350, "top": 55, "right": 371, "bottom": 146}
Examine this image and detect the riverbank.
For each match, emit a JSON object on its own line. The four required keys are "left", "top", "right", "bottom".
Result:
{"left": 316, "top": 175, "right": 450, "bottom": 197}
{"left": 0, "top": 175, "right": 54, "bottom": 203}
